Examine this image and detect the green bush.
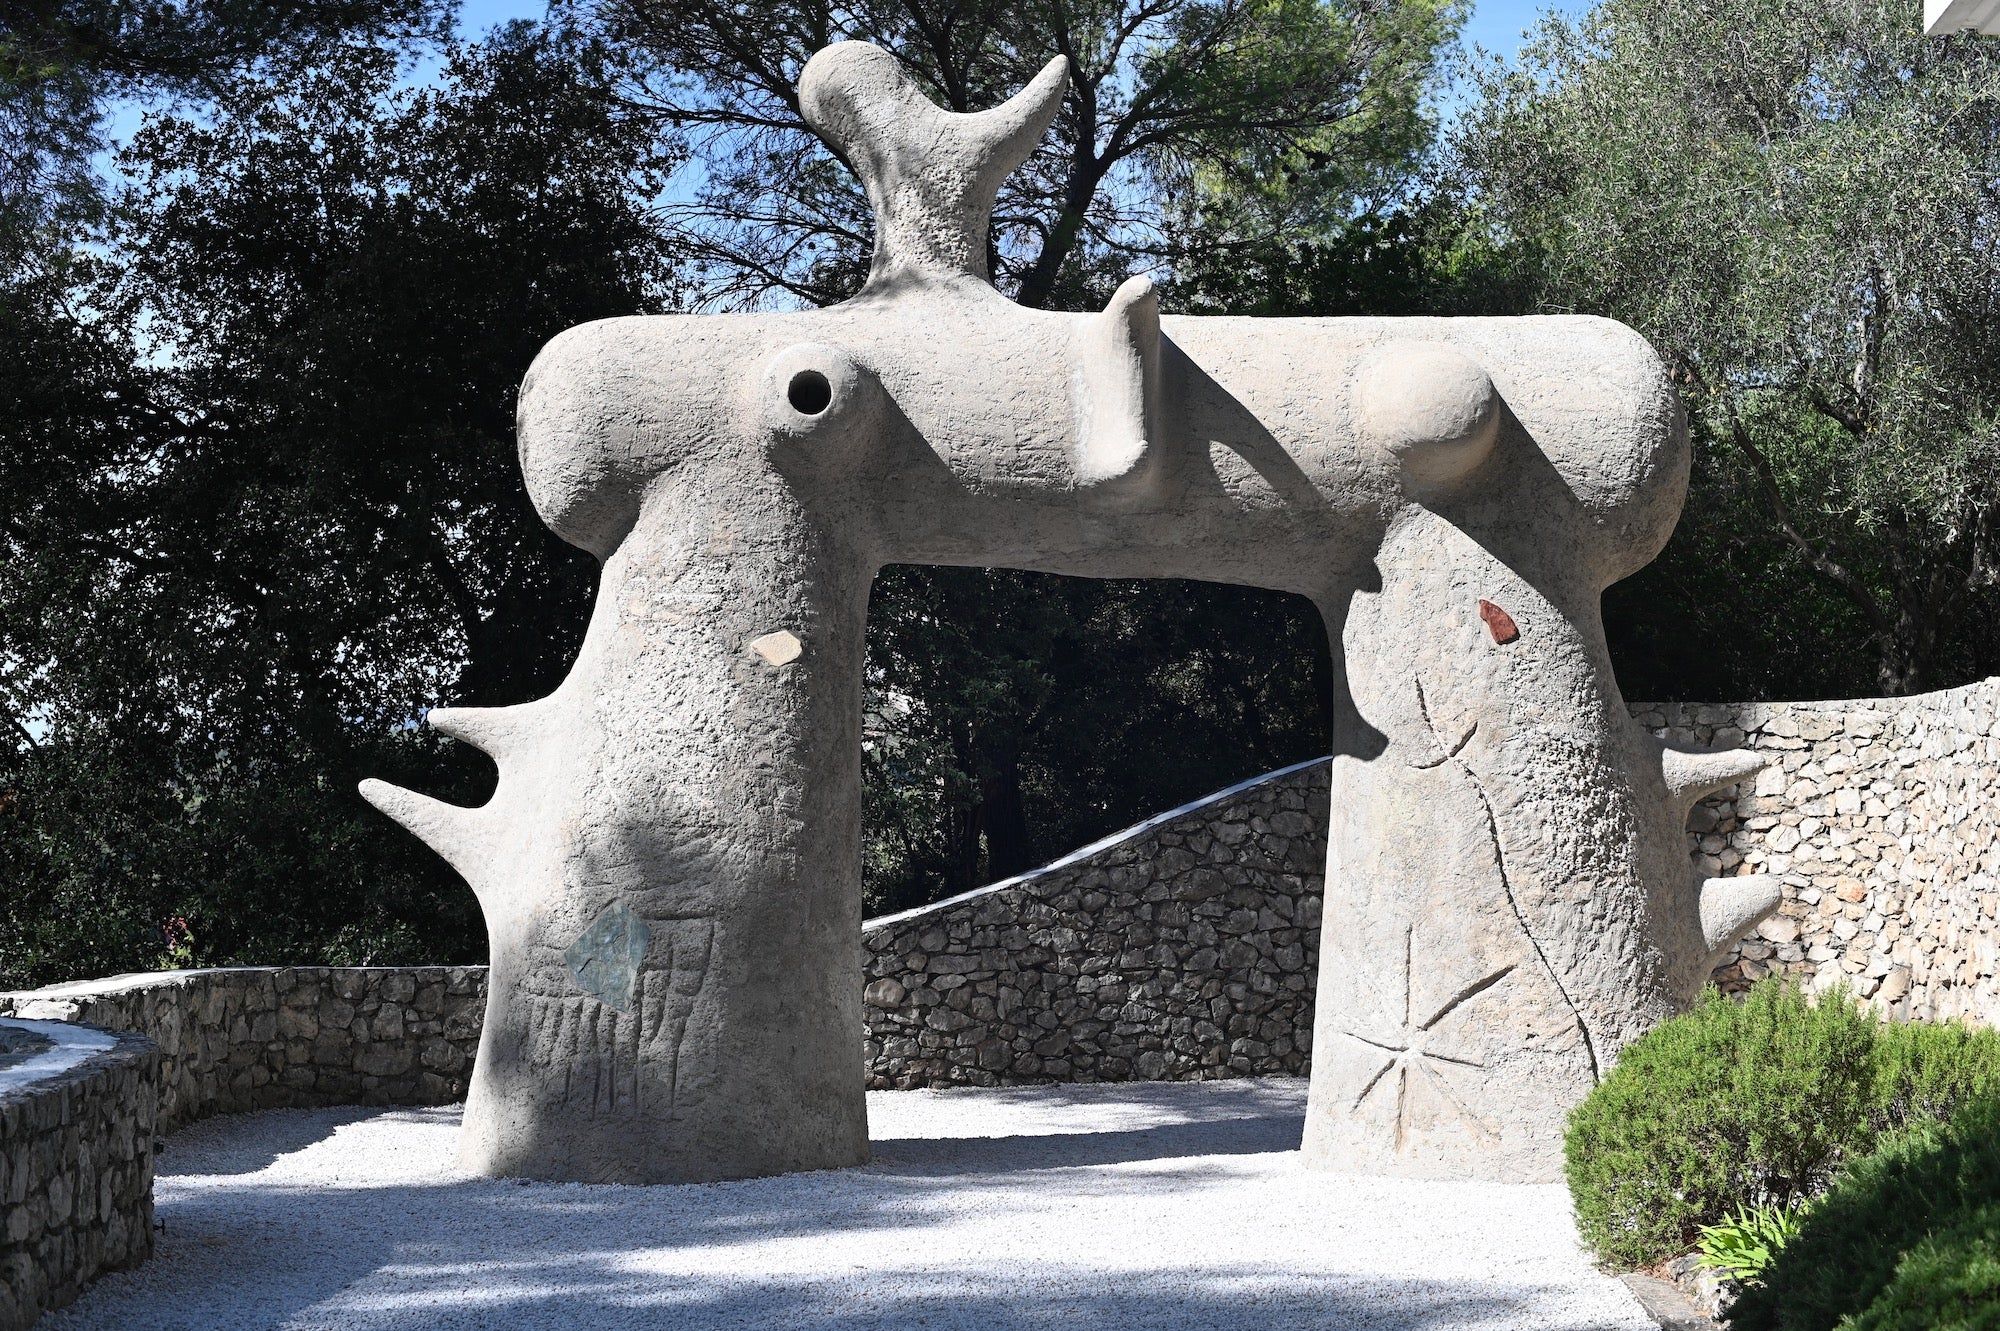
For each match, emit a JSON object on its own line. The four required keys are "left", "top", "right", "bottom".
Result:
{"left": 1844, "top": 1205, "right": 2000, "bottom": 1331}
{"left": 1872, "top": 1017, "right": 2000, "bottom": 1133}
{"left": 1728, "top": 1097, "right": 2000, "bottom": 1331}
{"left": 1565, "top": 983, "right": 1878, "bottom": 1268}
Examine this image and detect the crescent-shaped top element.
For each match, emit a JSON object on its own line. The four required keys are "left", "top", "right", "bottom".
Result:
{"left": 799, "top": 42, "right": 1068, "bottom": 295}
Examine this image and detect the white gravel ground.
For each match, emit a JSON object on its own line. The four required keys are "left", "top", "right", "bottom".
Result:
{"left": 47, "top": 1077, "right": 1654, "bottom": 1330}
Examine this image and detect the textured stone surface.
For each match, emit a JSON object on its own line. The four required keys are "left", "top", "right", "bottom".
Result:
{"left": 1638, "top": 677, "right": 2000, "bottom": 1023}
{"left": 862, "top": 760, "right": 1328, "bottom": 1089}
{"left": 0, "top": 1020, "right": 157, "bottom": 1331}
{"left": 862, "top": 678, "right": 2000, "bottom": 1082}
{"left": 0, "top": 968, "right": 484, "bottom": 1133}
{"left": 357, "top": 38, "right": 1731, "bottom": 1185}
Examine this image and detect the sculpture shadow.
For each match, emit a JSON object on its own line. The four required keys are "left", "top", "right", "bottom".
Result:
{"left": 45, "top": 1093, "right": 1639, "bottom": 1331}
{"left": 151, "top": 1104, "right": 387, "bottom": 1179}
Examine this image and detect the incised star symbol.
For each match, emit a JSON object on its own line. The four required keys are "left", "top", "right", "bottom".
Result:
{"left": 1340, "top": 926, "right": 1514, "bottom": 1150}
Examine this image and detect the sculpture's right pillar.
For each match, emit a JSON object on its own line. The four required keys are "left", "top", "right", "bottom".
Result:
{"left": 1300, "top": 345, "right": 1778, "bottom": 1183}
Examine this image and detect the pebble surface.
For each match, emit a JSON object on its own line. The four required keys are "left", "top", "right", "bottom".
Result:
{"left": 43, "top": 1078, "right": 1651, "bottom": 1330}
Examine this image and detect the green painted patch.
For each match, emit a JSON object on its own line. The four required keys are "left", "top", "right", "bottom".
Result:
{"left": 565, "top": 902, "right": 651, "bottom": 1011}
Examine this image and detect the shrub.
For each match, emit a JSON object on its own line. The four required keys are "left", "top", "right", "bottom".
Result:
{"left": 1727, "top": 1097, "right": 2000, "bottom": 1331}
{"left": 1844, "top": 1205, "right": 2000, "bottom": 1331}
{"left": 1565, "top": 982, "right": 1878, "bottom": 1268}
{"left": 1872, "top": 1017, "right": 2000, "bottom": 1133}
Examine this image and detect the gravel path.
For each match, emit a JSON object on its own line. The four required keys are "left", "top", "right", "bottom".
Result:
{"left": 47, "top": 1078, "right": 1653, "bottom": 1330}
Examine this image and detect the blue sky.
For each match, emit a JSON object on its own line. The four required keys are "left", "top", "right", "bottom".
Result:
{"left": 100, "top": 1, "right": 1588, "bottom": 167}
{"left": 455, "top": 0, "right": 1589, "bottom": 59}
{"left": 1460, "top": 0, "right": 1590, "bottom": 57}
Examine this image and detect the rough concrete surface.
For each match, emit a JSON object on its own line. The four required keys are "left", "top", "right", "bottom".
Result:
{"left": 362, "top": 38, "right": 1773, "bottom": 1184}
{"left": 41, "top": 1079, "right": 1655, "bottom": 1331}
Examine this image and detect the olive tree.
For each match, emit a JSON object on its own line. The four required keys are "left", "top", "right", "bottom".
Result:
{"left": 1457, "top": 0, "right": 2000, "bottom": 695}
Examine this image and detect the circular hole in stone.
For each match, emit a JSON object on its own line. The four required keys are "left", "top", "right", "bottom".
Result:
{"left": 787, "top": 369, "right": 833, "bottom": 416}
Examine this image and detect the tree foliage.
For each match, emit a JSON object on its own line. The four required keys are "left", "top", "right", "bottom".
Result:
{"left": 0, "top": 1, "right": 1467, "bottom": 981}
{"left": 1454, "top": 0, "right": 2000, "bottom": 697}
{"left": 0, "top": 23, "right": 682, "bottom": 985}
{"left": 1, "top": 0, "right": 452, "bottom": 237}
{"left": 567, "top": 0, "right": 1462, "bottom": 309}
{"left": 862, "top": 570, "right": 1332, "bottom": 915}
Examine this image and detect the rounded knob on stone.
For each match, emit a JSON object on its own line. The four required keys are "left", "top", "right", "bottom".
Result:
{"left": 1355, "top": 341, "right": 1501, "bottom": 495}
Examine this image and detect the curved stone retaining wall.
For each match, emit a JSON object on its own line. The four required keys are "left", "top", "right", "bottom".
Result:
{"left": 0, "top": 968, "right": 484, "bottom": 1133}
{"left": 857, "top": 677, "right": 2000, "bottom": 1085}
{"left": 0, "top": 1018, "right": 157, "bottom": 1331}
{"left": 860, "top": 758, "right": 1328, "bottom": 1088}
{"left": 1642, "top": 677, "right": 2000, "bottom": 1021}
{"left": 5, "top": 679, "right": 1994, "bottom": 1113}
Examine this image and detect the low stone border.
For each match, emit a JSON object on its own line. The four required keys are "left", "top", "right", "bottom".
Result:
{"left": 1621, "top": 1271, "right": 1721, "bottom": 1330}
{"left": 0, "top": 968, "right": 483, "bottom": 1133}
{"left": 1660, "top": 1254, "right": 1737, "bottom": 1324}
{"left": 0, "top": 1018, "right": 158, "bottom": 1331}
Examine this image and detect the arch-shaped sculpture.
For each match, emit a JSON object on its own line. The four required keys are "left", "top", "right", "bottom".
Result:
{"left": 362, "top": 42, "right": 1778, "bottom": 1185}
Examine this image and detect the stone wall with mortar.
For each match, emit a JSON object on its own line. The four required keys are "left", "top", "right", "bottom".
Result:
{"left": 0, "top": 1019, "right": 157, "bottom": 1331}
{"left": 0, "top": 968, "right": 484, "bottom": 1133}
{"left": 859, "top": 758, "right": 1329, "bottom": 1088}
{"left": 1638, "top": 677, "right": 2000, "bottom": 1023}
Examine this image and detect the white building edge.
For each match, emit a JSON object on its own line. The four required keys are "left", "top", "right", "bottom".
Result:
{"left": 1928, "top": 0, "right": 2000, "bottom": 34}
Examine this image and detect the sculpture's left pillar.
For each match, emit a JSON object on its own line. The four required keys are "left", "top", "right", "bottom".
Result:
{"left": 432, "top": 485, "right": 874, "bottom": 1184}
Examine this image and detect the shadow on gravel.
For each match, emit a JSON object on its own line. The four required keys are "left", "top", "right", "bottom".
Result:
{"left": 868, "top": 1110, "right": 1303, "bottom": 1173}
{"left": 152, "top": 1104, "right": 385, "bottom": 1178}
{"left": 44, "top": 1086, "right": 1634, "bottom": 1331}
{"left": 289, "top": 1268, "right": 1560, "bottom": 1331}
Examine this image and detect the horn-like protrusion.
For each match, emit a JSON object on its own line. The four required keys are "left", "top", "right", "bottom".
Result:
{"left": 1700, "top": 873, "right": 1784, "bottom": 963}
{"left": 1662, "top": 744, "right": 1766, "bottom": 818}
{"left": 427, "top": 705, "right": 530, "bottom": 761}
{"left": 799, "top": 42, "right": 1067, "bottom": 291}
{"left": 358, "top": 778, "right": 487, "bottom": 881}
{"left": 1072, "top": 274, "right": 1161, "bottom": 487}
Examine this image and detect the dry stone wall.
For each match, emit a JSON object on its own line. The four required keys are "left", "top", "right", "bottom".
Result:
{"left": 0, "top": 1020, "right": 157, "bottom": 1331}
{"left": 5, "top": 679, "right": 1994, "bottom": 1115}
{"left": 1639, "top": 677, "right": 2000, "bottom": 1022}
{"left": 0, "top": 968, "right": 485, "bottom": 1133}
{"left": 859, "top": 678, "right": 2000, "bottom": 1087}
{"left": 859, "top": 758, "right": 1329, "bottom": 1088}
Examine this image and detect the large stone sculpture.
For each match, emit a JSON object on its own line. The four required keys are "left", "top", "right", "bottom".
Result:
{"left": 361, "top": 42, "right": 1779, "bottom": 1185}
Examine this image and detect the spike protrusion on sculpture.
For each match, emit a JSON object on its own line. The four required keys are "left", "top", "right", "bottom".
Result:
{"left": 1661, "top": 743, "right": 1766, "bottom": 819}
{"left": 1700, "top": 873, "right": 1783, "bottom": 964}
{"left": 357, "top": 778, "right": 487, "bottom": 883}
{"left": 1071, "top": 274, "right": 1162, "bottom": 486}
{"left": 356, "top": 704, "right": 535, "bottom": 888}
{"left": 426, "top": 705, "right": 528, "bottom": 762}
{"left": 798, "top": 42, "right": 1067, "bottom": 291}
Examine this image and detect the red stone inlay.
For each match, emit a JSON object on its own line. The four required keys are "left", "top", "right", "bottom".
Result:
{"left": 1478, "top": 599, "right": 1519, "bottom": 644}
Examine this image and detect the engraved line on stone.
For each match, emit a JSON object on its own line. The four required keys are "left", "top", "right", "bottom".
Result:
{"left": 1346, "top": 1051, "right": 1399, "bottom": 1111}
{"left": 1392, "top": 1064, "right": 1411, "bottom": 1152}
{"left": 1419, "top": 962, "right": 1518, "bottom": 1033}
{"left": 1413, "top": 674, "right": 1604, "bottom": 1082}
{"left": 1415, "top": 1059, "right": 1501, "bottom": 1143}
{"left": 1410, "top": 717, "right": 1478, "bottom": 770}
